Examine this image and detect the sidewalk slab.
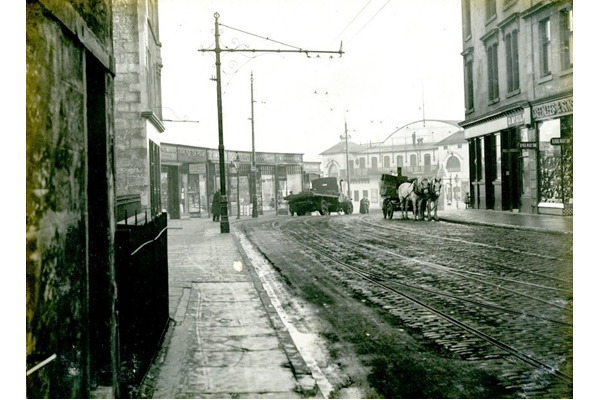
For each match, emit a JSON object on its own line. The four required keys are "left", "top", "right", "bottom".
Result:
{"left": 143, "top": 217, "right": 320, "bottom": 399}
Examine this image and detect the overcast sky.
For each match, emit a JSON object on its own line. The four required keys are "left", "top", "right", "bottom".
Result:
{"left": 157, "top": 0, "right": 464, "bottom": 161}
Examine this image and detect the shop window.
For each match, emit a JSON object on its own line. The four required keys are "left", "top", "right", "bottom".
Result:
{"left": 396, "top": 155, "right": 403, "bottom": 166}
{"left": 539, "top": 118, "right": 572, "bottom": 204}
{"left": 371, "top": 156, "right": 378, "bottom": 168}
{"left": 359, "top": 157, "right": 366, "bottom": 168}
{"left": 354, "top": 190, "right": 359, "bottom": 202}
{"left": 410, "top": 154, "right": 417, "bottom": 166}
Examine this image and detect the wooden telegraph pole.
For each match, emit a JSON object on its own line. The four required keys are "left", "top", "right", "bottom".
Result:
{"left": 200, "top": 12, "right": 344, "bottom": 233}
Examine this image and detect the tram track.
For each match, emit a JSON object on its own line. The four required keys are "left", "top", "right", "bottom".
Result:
{"left": 258, "top": 217, "right": 573, "bottom": 387}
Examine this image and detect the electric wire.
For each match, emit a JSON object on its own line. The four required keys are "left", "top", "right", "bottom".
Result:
{"left": 347, "top": 0, "right": 392, "bottom": 44}
{"left": 219, "top": 23, "right": 302, "bottom": 50}
{"left": 328, "top": 0, "right": 373, "bottom": 46}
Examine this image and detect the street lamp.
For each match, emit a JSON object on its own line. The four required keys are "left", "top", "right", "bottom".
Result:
{"left": 233, "top": 153, "right": 241, "bottom": 219}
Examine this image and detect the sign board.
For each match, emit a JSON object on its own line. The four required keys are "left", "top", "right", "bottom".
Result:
{"left": 550, "top": 137, "right": 571, "bottom": 145}
{"left": 189, "top": 163, "right": 206, "bottom": 174}
{"left": 532, "top": 97, "right": 573, "bottom": 120}
{"left": 518, "top": 142, "right": 538, "bottom": 149}
{"left": 507, "top": 112, "right": 525, "bottom": 127}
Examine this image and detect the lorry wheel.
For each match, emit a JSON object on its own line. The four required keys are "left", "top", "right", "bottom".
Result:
{"left": 344, "top": 202, "right": 353, "bottom": 214}
{"left": 320, "top": 200, "right": 330, "bottom": 215}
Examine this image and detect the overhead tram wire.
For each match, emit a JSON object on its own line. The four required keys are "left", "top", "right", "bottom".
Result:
{"left": 218, "top": 23, "right": 303, "bottom": 50}
{"left": 328, "top": 0, "right": 373, "bottom": 47}
{"left": 347, "top": 0, "right": 392, "bottom": 44}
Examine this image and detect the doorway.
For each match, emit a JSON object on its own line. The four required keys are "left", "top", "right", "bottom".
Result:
{"left": 501, "top": 129, "right": 521, "bottom": 210}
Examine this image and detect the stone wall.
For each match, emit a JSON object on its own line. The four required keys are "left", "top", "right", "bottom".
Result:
{"left": 26, "top": 1, "right": 116, "bottom": 397}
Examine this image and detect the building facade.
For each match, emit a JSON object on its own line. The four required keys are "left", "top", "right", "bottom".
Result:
{"left": 113, "top": 0, "right": 165, "bottom": 217}
{"left": 320, "top": 120, "right": 470, "bottom": 210}
{"left": 26, "top": 0, "right": 119, "bottom": 397}
{"left": 460, "top": 0, "right": 573, "bottom": 215}
{"left": 160, "top": 143, "right": 309, "bottom": 218}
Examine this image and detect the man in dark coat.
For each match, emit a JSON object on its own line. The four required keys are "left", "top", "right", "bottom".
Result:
{"left": 212, "top": 190, "right": 221, "bottom": 221}
{"left": 359, "top": 195, "right": 370, "bottom": 214}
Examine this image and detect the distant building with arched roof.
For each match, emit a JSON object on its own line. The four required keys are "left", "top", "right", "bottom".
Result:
{"left": 319, "top": 120, "right": 470, "bottom": 210}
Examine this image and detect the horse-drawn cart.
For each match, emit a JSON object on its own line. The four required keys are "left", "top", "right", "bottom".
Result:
{"left": 379, "top": 171, "right": 411, "bottom": 219}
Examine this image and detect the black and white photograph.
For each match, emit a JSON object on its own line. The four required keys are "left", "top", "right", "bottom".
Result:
{"left": 23, "top": 0, "right": 585, "bottom": 398}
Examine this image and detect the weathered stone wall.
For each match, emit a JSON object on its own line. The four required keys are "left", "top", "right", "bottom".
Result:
{"left": 26, "top": 1, "right": 115, "bottom": 397}
{"left": 113, "top": 0, "right": 150, "bottom": 208}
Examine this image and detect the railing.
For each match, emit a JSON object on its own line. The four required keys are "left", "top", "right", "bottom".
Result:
{"left": 115, "top": 212, "right": 169, "bottom": 397}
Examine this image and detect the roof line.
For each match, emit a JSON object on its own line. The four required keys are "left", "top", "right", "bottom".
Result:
{"left": 383, "top": 119, "right": 462, "bottom": 142}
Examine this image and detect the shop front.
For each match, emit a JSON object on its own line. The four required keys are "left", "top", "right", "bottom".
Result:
{"left": 160, "top": 143, "right": 304, "bottom": 219}
{"left": 532, "top": 95, "right": 573, "bottom": 216}
{"left": 464, "top": 104, "right": 533, "bottom": 212}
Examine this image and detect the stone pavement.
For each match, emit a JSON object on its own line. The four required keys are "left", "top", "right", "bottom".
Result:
{"left": 436, "top": 208, "right": 573, "bottom": 233}
{"left": 143, "top": 217, "right": 320, "bottom": 399}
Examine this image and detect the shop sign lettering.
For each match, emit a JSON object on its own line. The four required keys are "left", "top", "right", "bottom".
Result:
{"left": 550, "top": 137, "right": 571, "bottom": 145}
{"left": 303, "top": 163, "right": 322, "bottom": 173}
{"left": 189, "top": 163, "right": 206, "bottom": 174}
{"left": 532, "top": 97, "right": 573, "bottom": 119}
{"left": 276, "top": 153, "right": 302, "bottom": 163}
{"left": 518, "top": 142, "right": 537, "bottom": 149}
{"left": 507, "top": 112, "right": 525, "bottom": 127}
{"left": 161, "top": 144, "right": 177, "bottom": 160}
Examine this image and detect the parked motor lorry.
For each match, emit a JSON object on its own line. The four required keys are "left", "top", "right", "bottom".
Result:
{"left": 284, "top": 177, "right": 353, "bottom": 216}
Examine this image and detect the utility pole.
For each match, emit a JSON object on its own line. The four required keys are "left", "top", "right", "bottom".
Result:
{"left": 250, "top": 72, "right": 258, "bottom": 218}
{"left": 200, "top": 12, "right": 344, "bottom": 233}
{"left": 340, "top": 119, "right": 351, "bottom": 200}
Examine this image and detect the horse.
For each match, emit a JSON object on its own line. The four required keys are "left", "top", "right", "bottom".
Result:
{"left": 397, "top": 177, "right": 430, "bottom": 220}
{"left": 425, "top": 178, "right": 442, "bottom": 221}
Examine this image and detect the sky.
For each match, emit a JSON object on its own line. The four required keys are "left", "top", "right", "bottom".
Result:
{"left": 157, "top": 0, "right": 465, "bottom": 161}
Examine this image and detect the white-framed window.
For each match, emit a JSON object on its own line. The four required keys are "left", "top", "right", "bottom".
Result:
{"left": 539, "top": 18, "right": 551, "bottom": 76}
{"left": 505, "top": 29, "right": 520, "bottom": 92}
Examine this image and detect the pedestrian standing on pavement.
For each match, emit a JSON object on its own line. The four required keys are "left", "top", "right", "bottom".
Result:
{"left": 211, "top": 190, "right": 221, "bottom": 221}
{"left": 359, "top": 195, "right": 370, "bottom": 214}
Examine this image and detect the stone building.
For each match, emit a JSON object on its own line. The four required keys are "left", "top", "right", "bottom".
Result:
{"left": 113, "top": 0, "right": 165, "bottom": 217}
{"left": 320, "top": 120, "right": 469, "bottom": 210}
{"left": 460, "top": 0, "right": 573, "bottom": 215}
{"left": 26, "top": 0, "right": 119, "bottom": 397}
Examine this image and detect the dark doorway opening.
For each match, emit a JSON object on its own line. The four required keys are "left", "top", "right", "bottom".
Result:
{"left": 501, "top": 128, "right": 521, "bottom": 210}
{"left": 484, "top": 135, "right": 496, "bottom": 209}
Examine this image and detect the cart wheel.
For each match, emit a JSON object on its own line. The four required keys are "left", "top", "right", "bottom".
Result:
{"left": 386, "top": 202, "right": 395, "bottom": 219}
{"left": 382, "top": 199, "right": 390, "bottom": 218}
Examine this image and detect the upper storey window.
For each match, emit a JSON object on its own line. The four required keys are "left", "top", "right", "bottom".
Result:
{"left": 539, "top": 18, "right": 551, "bottom": 76}
{"left": 561, "top": 7, "right": 573, "bottom": 69}
{"left": 486, "top": 0, "right": 497, "bottom": 21}
{"left": 487, "top": 42, "right": 499, "bottom": 102}
{"left": 505, "top": 30, "right": 520, "bottom": 93}
{"left": 463, "top": 0, "right": 472, "bottom": 37}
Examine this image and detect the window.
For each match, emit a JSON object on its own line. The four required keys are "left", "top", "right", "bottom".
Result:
{"left": 458, "top": 144, "right": 463, "bottom": 149}
{"left": 410, "top": 154, "right": 417, "bottom": 166}
{"left": 384, "top": 156, "right": 390, "bottom": 168}
{"left": 354, "top": 190, "right": 360, "bottom": 202}
{"left": 465, "top": 59, "right": 474, "bottom": 110}
{"left": 463, "top": 0, "right": 472, "bottom": 37}
{"left": 486, "top": 0, "right": 496, "bottom": 20}
{"left": 487, "top": 43, "right": 499, "bottom": 101}
{"left": 371, "top": 156, "right": 378, "bottom": 168}
{"left": 359, "top": 157, "right": 366, "bottom": 168}
{"left": 540, "top": 18, "right": 551, "bottom": 76}
{"left": 328, "top": 164, "right": 338, "bottom": 178}
{"left": 447, "top": 156, "right": 461, "bottom": 172}
{"left": 505, "top": 30, "right": 520, "bottom": 92}
{"left": 396, "top": 155, "right": 403, "bottom": 166}
{"left": 561, "top": 8, "right": 573, "bottom": 69}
